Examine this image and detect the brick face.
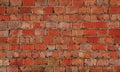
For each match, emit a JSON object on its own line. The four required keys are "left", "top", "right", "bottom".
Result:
{"left": 0, "top": 0, "right": 120, "bottom": 72}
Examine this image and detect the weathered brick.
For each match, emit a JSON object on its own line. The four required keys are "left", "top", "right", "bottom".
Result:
{"left": 35, "top": 0, "right": 46, "bottom": 6}
{"left": 72, "top": 59, "right": 84, "bottom": 66}
{"left": 0, "top": 30, "right": 8, "bottom": 37}
{"left": 85, "top": 59, "right": 97, "bottom": 66}
{"left": 0, "top": 0, "right": 9, "bottom": 6}
{"left": 10, "top": 0, "right": 21, "bottom": 6}
{"left": 32, "top": 8, "right": 43, "bottom": 14}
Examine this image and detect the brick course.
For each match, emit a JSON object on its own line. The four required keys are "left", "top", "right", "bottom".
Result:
{"left": 0, "top": 0, "right": 120, "bottom": 72}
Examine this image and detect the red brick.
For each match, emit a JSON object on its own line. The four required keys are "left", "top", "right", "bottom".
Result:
{"left": 9, "top": 44, "right": 20, "bottom": 50}
{"left": 115, "top": 66, "right": 120, "bottom": 72}
{"left": 10, "top": 30, "right": 22, "bottom": 37}
{"left": 55, "top": 37, "right": 63, "bottom": 44}
{"left": 68, "top": 44, "right": 80, "bottom": 50}
{"left": 0, "top": 7, "right": 6, "bottom": 14}
{"left": 84, "top": 30, "right": 97, "bottom": 36}
{"left": 79, "top": 7, "right": 91, "bottom": 14}
{"left": 44, "top": 7, "right": 53, "bottom": 14}
{"left": 103, "top": 37, "right": 113, "bottom": 43}
{"left": 48, "top": 29, "right": 60, "bottom": 36}
{"left": 60, "top": 59, "right": 72, "bottom": 65}
{"left": 92, "top": 44, "right": 105, "bottom": 50}
{"left": 42, "top": 37, "right": 54, "bottom": 43}
{"left": 84, "top": 22, "right": 96, "bottom": 28}
{"left": 64, "top": 37, "right": 74, "bottom": 43}
{"left": 52, "top": 52, "right": 59, "bottom": 58}
{"left": 96, "top": 22, "right": 107, "bottom": 28}
{"left": 92, "top": 7, "right": 103, "bottom": 14}
{"left": 10, "top": 58, "right": 23, "bottom": 65}
{"left": 7, "top": 37, "right": 19, "bottom": 43}
{"left": 0, "top": 52, "right": 6, "bottom": 58}
{"left": 114, "top": 37, "right": 120, "bottom": 43}
{"left": 0, "top": 37, "right": 7, "bottom": 43}
{"left": 2, "top": 15, "right": 10, "bottom": 21}
{"left": 22, "top": 0, "right": 35, "bottom": 6}
{"left": 84, "top": 0, "right": 96, "bottom": 6}
{"left": 48, "top": 0, "right": 58, "bottom": 6}
{"left": 85, "top": 52, "right": 91, "bottom": 58}
{"left": 35, "top": 44, "right": 47, "bottom": 50}
{"left": 19, "top": 7, "right": 31, "bottom": 14}
{"left": 109, "top": 29, "right": 120, "bottom": 36}
{"left": 72, "top": 0, "right": 83, "bottom": 6}
{"left": 10, "top": 0, "right": 22, "bottom": 6}
{"left": 62, "top": 30, "right": 71, "bottom": 36}
{"left": 21, "top": 44, "right": 34, "bottom": 50}
{"left": 54, "top": 7, "right": 65, "bottom": 14}
{"left": 107, "top": 45, "right": 118, "bottom": 51}
{"left": 83, "top": 15, "right": 90, "bottom": 21}
{"left": 22, "top": 29, "right": 34, "bottom": 36}
{"left": 97, "top": 30, "right": 108, "bottom": 36}
{"left": 22, "top": 58, "right": 34, "bottom": 65}
{"left": 111, "top": 52, "right": 119, "bottom": 58}
{"left": 109, "top": 7, "right": 120, "bottom": 14}
{"left": 23, "top": 15, "right": 30, "bottom": 21}
{"left": 60, "top": 0, "right": 72, "bottom": 6}
{"left": 88, "top": 37, "right": 99, "bottom": 43}
{"left": 66, "top": 7, "right": 78, "bottom": 14}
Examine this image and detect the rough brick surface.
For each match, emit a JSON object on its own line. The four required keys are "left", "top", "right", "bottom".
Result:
{"left": 0, "top": 0, "right": 120, "bottom": 72}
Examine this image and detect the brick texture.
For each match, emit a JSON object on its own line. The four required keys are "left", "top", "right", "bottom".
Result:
{"left": 0, "top": 0, "right": 120, "bottom": 72}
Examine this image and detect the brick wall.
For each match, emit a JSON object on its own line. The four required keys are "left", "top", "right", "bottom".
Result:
{"left": 0, "top": 0, "right": 120, "bottom": 72}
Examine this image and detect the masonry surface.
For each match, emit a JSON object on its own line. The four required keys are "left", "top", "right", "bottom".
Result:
{"left": 0, "top": 0, "right": 120, "bottom": 72}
